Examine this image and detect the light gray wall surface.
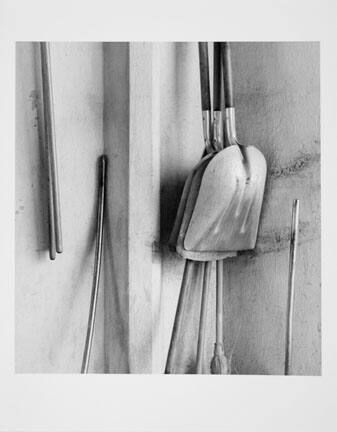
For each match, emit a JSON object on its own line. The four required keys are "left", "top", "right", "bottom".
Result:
{"left": 15, "top": 42, "right": 105, "bottom": 373}
{"left": 15, "top": 42, "right": 320, "bottom": 375}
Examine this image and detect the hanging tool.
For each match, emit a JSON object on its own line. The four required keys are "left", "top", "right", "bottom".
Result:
{"left": 212, "top": 42, "right": 223, "bottom": 152}
{"left": 195, "top": 260, "right": 212, "bottom": 373}
{"left": 166, "top": 42, "right": 267, "bottom": 374}
{"left": 209, "top": 43, "right": 229, "bottom": 374}
{"left": 199, "top": 42, "right": 213, "bottom": 154}
{"left": 209, "top": 42, "right": 230, "bottom": 375}
{"left": 196, "top": 43, "right": 226, "bottom": 374}
{"left": 166, "top": 42, "right": 216, "bottom": 374}
{"left": 195, "top": 43, "right": 215, "bottom": 374}
{"left": 40, "top": 42, "right": 63, "bottom": 259}
{"left": 284, "top": 199, "right": 300, "bottom": 375}
{"left": 182, "top": 42, "right": 267, "bottom": 255}
{"left": 166, "top": 43, "right": 233, "bottom": 374}
{"left": 81, "top": 155, "right": 107, "bottom": 374}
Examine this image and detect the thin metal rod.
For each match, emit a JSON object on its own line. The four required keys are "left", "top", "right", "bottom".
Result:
{"left": 47, "top": 155, "right": 56, "bottom": 260}
{"left": 81, "top": 155, "right": 107, "bottom": 374}
{"left": 40, "top": 42, "right": 63, "bottom": 254}
{"left": 285, "top": 199, "right": 300, "bottom": 375}
{"left": 165, "top": 259, "right": 195, "bottom": 374}
{"left": 196, "top": 261, "right": 212, "bottom": 374}
{"left": 216, "top": 260, "right": 224, "bottom": 345}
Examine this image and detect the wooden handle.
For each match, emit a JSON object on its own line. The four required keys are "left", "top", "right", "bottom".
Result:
{"left": 198, "top": 42, "right": 211, "bottom": 111}
{"left": 216, "top": 260, "right": 224, "bottom": 344}
{"left": 221, "top": 42, "right": 234, "bottom": 108}
{"left": 165, "top": 260, "right": 195, "bottom": 373}
{"left": 196, "top": 261, "right": 212, "bottom": 374}
{"left": 213, "top": 42, "right": 221, "bottom": 111}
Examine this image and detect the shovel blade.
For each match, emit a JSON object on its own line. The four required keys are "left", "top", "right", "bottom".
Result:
{"left": 169, "top": 154, "right": 213, "bottom": 250}
{"left": 183, "top": 145, "right": 266, "bottom": 252}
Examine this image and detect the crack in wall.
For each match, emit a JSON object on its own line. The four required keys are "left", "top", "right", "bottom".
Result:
{"left": 240, "top": 217, "right": 320, "bottom": 258}
{"left": 270, "top": 151, "right": 320, "bottom": 179}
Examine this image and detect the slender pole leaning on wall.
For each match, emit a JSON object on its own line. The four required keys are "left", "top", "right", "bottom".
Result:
{"left": 81, "top": 155, "right": 107, "bottom": 374}
{"left": 285, "top": 199, "right": 300, "bottom": 375}
{"left": 40, "top": 42, "right": 63, "bottom": 258}
{"left": 196, "top": 261, "right": 212, "bottom": 374}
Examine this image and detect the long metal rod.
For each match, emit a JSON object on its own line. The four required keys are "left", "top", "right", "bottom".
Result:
{"left": 285, "top": 199, "right": 300, "bottom": 375}
{"left": 216, "top": 260, "right": 224, "bottom": 345}
{"left": 81, "top": 155, "right": 107, "bottom": 374}
{"left": 40, "top": 42, "right": 63, "bottom": 254}
{"left": 196, "top": 261, "right": 212, "bottom": 373}
{"left": 47, "top": 152, "right": 56, "bottom": 260}
{"left": 165, "top": 259, "right": 195, "bottom": 374}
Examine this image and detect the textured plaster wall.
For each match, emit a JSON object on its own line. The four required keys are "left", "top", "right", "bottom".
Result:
{"left": 15, "top": 42, "right": 320, "bottom": 375}
{"left": 15, "top": 42, "right": 105, "bottom": 372}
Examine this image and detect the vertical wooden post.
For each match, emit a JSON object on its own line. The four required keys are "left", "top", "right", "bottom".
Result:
{"left": 103, "top": 42, "right": 162, "bottom": 373}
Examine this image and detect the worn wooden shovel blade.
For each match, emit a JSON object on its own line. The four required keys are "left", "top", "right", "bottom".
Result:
{"left": 183, "top": 145, "right": 267, "bottom": 252}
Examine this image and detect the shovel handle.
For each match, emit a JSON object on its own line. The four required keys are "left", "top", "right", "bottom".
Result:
{"left": 221, "top": 42, "right": 234, "bottom": 108}
{"left": 165, "top": 260, "right": 195, "bottom": 374}
{"left": 216, "top": 260, "right": 224, "bottom": 344}
{"left": 198, "top": 42, "right": 211, "bottom": 111}
{"left": 213, "top": 42, "right": 222, "bottom": 111}
{"left": 196, "top": 261, "right": 212, "bottom": 373}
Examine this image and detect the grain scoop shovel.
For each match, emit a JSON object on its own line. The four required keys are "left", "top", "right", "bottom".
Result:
{"left": 166, "top": 43, "right": 227, "bottom": 374}
{"left": 170, "top": 43, "right": 237, "bottom": 262}
{"left": 166, "top": 42, "right": 267, "bottom": 374}
{"left": 177, "top": 43, "right": 266, "bottom": 257}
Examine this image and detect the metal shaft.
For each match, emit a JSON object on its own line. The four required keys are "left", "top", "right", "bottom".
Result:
{"left": 285, "top": 199, "right": 299, "bottom": 375}
{"left": 196, "top": 261, "right": 212, "bottom": 373}
{"left": 40, "top": 42, "right": 63, "bottom": 255}
{"left": 47, "top": 156, "right": 56, "bottom": 260}
{"left": 81, "top": 155, "right": 107, "bottom": 374}
{"left": 216, "top": 260, "right": 224, "bottom": 345}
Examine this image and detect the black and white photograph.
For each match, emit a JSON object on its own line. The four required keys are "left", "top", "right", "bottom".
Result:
{"left": 15, "top": 41, "right": 320, "bottom": 375}
{"left": 2, "top": 1, "right": 336, "bottom": 431}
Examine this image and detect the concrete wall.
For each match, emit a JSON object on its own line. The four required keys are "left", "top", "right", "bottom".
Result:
{"left": 15, "top": 42, "right": 320, "bottom": 375}
{"left": 15, "top": 42, "right": 105, "bottom": 372}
